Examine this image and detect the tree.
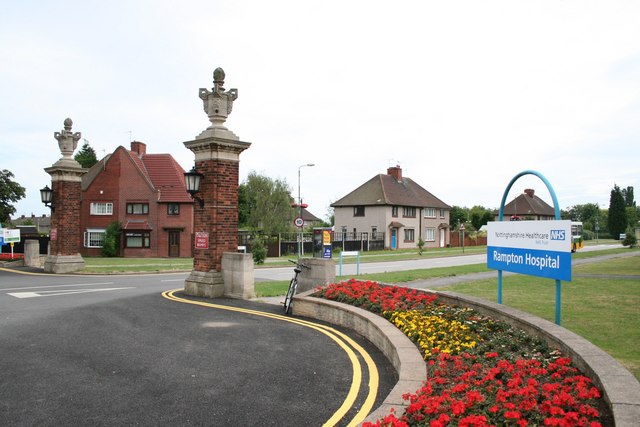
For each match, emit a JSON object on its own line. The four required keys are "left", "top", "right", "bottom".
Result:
{"left": 564, "top": 203, "right": 600, "bottom": 231}
{"left": 608, "top": 184, "right": 627, "bottom": 240}
{"left": 449, "top": 206, "right": 468, "bottom": 230}
{"left": 239, "top": 171, "right": 294, "bottom": 234}
{"left": 469, "top": 205, "right": 493, "bottom": 231}
{"left": 622, "top": 226, "right": 637, "bottom": 248}
{"left": 0, "top": 169, "right": 26, "bottom": 224}
{"left": 74, "top": 140, "right": 98, "bottom": 168}
{"left": 621, "top": 186, "right": 635, "bottom": 207}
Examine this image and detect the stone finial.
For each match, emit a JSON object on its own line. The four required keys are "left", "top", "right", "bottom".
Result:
{"left": 198, "top": 67, "right": 238, "bottom": 137}
{"left": 53, "top": 117, "right": 82, "bottom": 165}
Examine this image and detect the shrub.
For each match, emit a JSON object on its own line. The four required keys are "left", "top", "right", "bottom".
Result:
{"left": 101, "top": 221, "right": 121, "bottom": 257}
{"left": 251, "top": 235, "right": 267, "bottom": 264}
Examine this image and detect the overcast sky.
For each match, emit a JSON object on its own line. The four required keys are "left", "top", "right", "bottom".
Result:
{"left": 2, "top": 1, "right": 639, "bottom": 222}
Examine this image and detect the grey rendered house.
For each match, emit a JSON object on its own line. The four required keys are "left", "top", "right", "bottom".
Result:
{"left": 331, "top": 166, "right": 451, "bottom": 249}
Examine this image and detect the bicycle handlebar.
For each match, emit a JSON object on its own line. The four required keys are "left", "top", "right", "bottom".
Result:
{"left": 288, "top": 259, "right": 311, "bottom": 269}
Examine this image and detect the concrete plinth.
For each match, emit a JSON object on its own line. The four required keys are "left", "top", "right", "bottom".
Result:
{"left": 222, "top": 252, "right": 255, "bottom": 299}
{"left": 24, "top": 240, "right": 41, "bottom": 268}
{"left": 297, "top": 258, "right": 336, "bottom": 293}
{"left": 184, "top": 270, "right": 225, "bottom": 298}
{"left": 44, "top": 254, "right": 85, "bottom": 273}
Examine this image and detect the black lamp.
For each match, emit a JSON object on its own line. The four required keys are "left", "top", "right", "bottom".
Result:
{"left": 184, "top": 167, "right": 204, "bottom": 207}
{"left": 40, "top": 185, "right": 54, "bottom": 212}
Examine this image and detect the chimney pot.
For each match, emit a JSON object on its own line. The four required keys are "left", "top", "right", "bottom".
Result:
{"left": 131, "top": 141, "right": 146, "bottom": 156}
{"left": 524, "top": 189, "right": 535, "bottom": 198}
{"left": 387, "top": 165, "right": 402, "bottom": 182}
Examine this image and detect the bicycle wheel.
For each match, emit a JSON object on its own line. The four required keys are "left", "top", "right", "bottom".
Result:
{"left": 283, "top": 278, "right": 297, "bottom": 315}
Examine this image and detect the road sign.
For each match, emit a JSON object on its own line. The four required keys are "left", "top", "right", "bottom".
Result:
{"left": 294, "top": 217, "right": 304, "bottom": 228}
{"left": 487, "top": 220, "right": 572, "bottom": 281}
{"left": 195, "top": 231, "right": 209, "bottom": 249}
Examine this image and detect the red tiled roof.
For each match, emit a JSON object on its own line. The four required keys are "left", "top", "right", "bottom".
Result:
{"left": 139, "top": 153, "right": 192, "bottom": 203}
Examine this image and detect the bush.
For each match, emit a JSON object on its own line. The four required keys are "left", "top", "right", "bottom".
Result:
{"left": 582, "top": 229, "right": 595, "bottom": 241}
{"left": 101, "top": 221, "right": 121, "bottom": 257}
{"left": 251, "top": 235, "right": 267, "bottom": 264}
{"left": 622, "top": 227, "right": 637, "bottom": 248}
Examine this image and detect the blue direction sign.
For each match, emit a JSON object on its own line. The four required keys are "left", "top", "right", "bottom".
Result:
{"left": 487, "top": 220, "right": 572, "bottom": 281}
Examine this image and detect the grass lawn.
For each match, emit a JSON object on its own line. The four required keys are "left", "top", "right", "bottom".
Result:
{"left": 81, "top": 257, "right": 193, "bottom": 272}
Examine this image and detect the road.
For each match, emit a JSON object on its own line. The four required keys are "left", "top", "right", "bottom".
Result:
{"left": 0, "top": 270, "right": 395, "bottom": 426}
{"left": 254, "top": 244, "right": 622, "bottom": 282}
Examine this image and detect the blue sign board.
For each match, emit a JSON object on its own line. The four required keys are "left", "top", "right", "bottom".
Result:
{"left": 487, "top": 220, "right": 572, "bottom": 282}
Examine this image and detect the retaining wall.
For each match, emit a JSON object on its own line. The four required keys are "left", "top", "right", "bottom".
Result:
{"left": 294, "top": 289, "right": 640, "bottom": 426}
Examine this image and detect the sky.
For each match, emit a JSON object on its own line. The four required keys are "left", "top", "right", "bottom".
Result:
{"left": 2, "top": 0, "right": 639, "bottom": 222}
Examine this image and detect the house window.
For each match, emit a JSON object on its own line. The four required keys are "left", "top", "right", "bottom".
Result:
{"left": 440, "top": 209, "right": 445, "bottom": 218}
{"left": 403, "top": 207, "right": 416, "bottom": 217}
{"left": 353, "top": 206, "right": 365, "bottom": 217}
{"left": 404, "top": 229, "right": 415, "bottom": 242}
{"left": 424, "top": 208, "right": 436, "bottom": 218}
{"left": 127, "top": 203, "right": 149, "bottom": 215}
{"left": 125, "top": 231, "right": 151, "bottom": 248}
{"left": 391, "top": 206, "right": 398, "bottom": 217}
{"left": 167, "top": 203, "right": 180, "bottom": 215}
{"left": 425, "top": 228, "right": 436, "bottom": 242}
{"left": 371, "top": 227, "right": 377, "bottom": 237}
{"left": 90, "top": 202, "right": 113, "bottom": 215}
{"left": 84, "top": 229, "right": 106, "bottom": 248}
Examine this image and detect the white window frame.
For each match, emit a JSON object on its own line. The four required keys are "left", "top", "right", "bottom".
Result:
{"left": 425, "top": 227, "right": 436, "bottom": 242}
{"left": 84, "top": 229, "right": 106, "bottom": 248}
{"left": 424, "top": 207, "right": 436, "bottom": 218}
{"left": 440, "top": 209, "right": 446, "bottom": 219}
{"left": 90, "top": 202, "right": 113, "bottom": 215}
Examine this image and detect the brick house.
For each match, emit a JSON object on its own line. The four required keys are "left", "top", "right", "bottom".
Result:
{"left": 80, "top": 141, "right": 193, "bottom": 257}
{"left": 331, "top": 166, "right": 451, "bottom": 249}
{"left": 496, "top": 188, "right": 555, "bottom": 221}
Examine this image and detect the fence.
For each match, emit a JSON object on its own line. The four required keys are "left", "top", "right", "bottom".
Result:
{"left": 238, "top": 231, "right": 386, "bottom": 257}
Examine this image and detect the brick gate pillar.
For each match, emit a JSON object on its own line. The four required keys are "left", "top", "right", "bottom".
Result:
{"left": 43, "top": 118, "right": 87, "bottom": 273}
{"left": 183, "top": 68, "right": 252, "bottom": 298}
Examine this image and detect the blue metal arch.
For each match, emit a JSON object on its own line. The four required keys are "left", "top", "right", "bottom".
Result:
{"left": 496, "top": 170, "right": 564, "bottom": 324}
{"left": 498, "top": 170, "right": 561, "bottom": 221}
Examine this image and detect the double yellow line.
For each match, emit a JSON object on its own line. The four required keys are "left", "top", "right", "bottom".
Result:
{"left": 162, "top": 289, "right": 379, "bottom": 426}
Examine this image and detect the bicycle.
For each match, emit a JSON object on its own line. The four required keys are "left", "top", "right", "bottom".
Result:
{"left": 283, "top": 259, "right": 310, "bottom": 315}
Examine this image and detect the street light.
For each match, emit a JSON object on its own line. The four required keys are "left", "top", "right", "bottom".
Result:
{"left": 40, "top": 185, "right": 54, "bottom": 212}
{"left": 297, "top": 163, "right": 315, "bottom": 258}
{"left": 184, "top": 166, "right": 205, "bottom": 207}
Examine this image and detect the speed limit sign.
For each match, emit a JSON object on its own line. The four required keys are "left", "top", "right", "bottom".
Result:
{"left": 294, "top": 217, "right": 304, "bottom": 227}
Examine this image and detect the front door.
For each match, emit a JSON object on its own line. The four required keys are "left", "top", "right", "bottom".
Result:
{"left": 168, "top": 230, "right": 180, "bottom": 257}
{"left": 391, "top": 229, "right": 397, "bottom": 249}
{"left": 439, "top": 228, "right": 445, "bottom": 248}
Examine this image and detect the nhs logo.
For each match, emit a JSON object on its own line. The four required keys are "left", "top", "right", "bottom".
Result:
{"left": 550, "top": 230, "right": 566, "bottom": 240}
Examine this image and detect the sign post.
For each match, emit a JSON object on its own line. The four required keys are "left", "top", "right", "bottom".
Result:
{"left": 489, "top": 170, "right": 570, "bottom": 325}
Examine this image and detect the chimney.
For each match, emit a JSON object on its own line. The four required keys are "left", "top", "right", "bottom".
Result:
{"left": 131, "top": 141, "right": 146, "bottom": 156}
{"left": 387, "top": 165, "right": 402, "bottom": 182}
{"left": 524, "top": 189, "right": 535, "bottom": 198}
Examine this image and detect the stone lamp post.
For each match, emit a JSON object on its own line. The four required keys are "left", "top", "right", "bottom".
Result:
{"left": 183, "top": 68, "right": 253, "bottom": 298}
{"left": 43, "top": 118, "right": 87, "bottom": 273}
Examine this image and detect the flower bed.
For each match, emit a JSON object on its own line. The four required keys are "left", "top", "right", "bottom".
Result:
{"left": 0, "top": 253, "right": 23, "bottom": 261}
{"left": 314, "top": 279, "right": 608, "bottom": 427}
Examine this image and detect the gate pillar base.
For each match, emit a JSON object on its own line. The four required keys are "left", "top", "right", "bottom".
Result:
{"left": 184, "top": 270, "right": 224, "bottom": 298}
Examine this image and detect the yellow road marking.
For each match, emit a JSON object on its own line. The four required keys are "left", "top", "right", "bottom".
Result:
{"left": 162, "top": 289, "right": 379, "bottom": 426}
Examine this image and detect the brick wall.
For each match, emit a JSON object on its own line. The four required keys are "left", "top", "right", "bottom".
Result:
{"left": 51, "top": 180, "right": 82, "bottom": 256}
{"left": 193, "top": 158, "right": 239, "bottom": 272}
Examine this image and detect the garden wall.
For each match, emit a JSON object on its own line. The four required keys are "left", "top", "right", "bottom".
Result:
{"left": 293, "top": 288, "right": 640, "bottom": 426}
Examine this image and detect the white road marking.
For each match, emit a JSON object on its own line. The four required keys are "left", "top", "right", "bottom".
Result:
{"left": 1, "top": 282, "right": 114, "bottom": 291}
{"left": 8, "top": 287, "right": 134, "bottom": 299}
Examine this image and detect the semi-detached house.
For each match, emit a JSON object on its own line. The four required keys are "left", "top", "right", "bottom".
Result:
{"left": 331, "top": 166, "right": 451, "bottom": 250}
{"left": 80, "top": 141, "right": 194, "bottom": 258}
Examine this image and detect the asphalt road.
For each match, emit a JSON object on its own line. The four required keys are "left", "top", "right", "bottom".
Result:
{"left": 0, "top": 270, "right": 396, "bottom": 426}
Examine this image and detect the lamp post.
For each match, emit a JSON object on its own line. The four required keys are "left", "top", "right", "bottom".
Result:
{"left": 297, "top": 163, "right": 315, "bottom": 258}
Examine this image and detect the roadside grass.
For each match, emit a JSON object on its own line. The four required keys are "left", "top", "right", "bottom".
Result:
{"left": 81, "top": 257, "right": 193, "bottom": 272}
